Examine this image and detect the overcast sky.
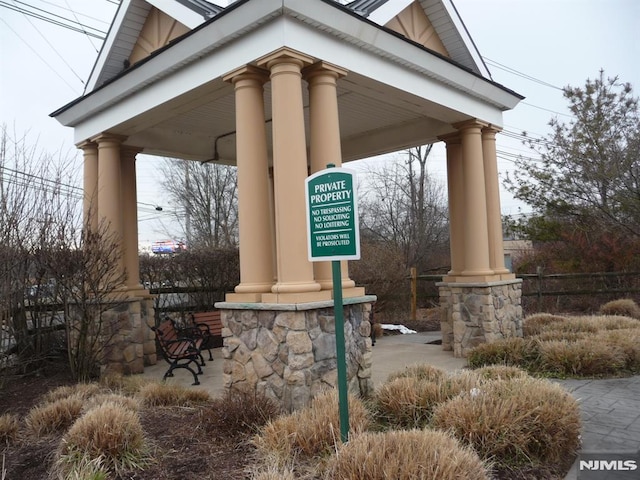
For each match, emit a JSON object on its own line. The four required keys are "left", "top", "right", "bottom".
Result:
{"left": 1, "top": 0, "right": 639, "bottom": 243}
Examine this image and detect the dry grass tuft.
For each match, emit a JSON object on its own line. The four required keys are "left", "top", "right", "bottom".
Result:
{"left": 250, "top": 464, "right": 297, "bottom": 480}
{"left": 24, "top": 394, "right": 85, "bottom": 437}
{"left": 467, "top": 337, "right": 540, "bottom": 370}
{"left": 600, "top": 298, "right": 640, "bottom": 319}
{"left": 136, "top": 382, "right": 211, "bottom": 407}
{"left": 472, "top": 365, "right": 529, "bottom": 381}
{"left": 254, "top": 389, "right": 371, "bottom": 464}
{"left": 326, "top": 429, "right": 490, "bottom": 480}
{"left": 539, "top": 339, "right": 627, "bottom": 377}
{"left": 432, "top": 376, "right": 581, "bottom": 472}
{"left": 56, "top": 402, "right": 150, "bottom": 477}
{"left": 386, "top": 363, "right": 445, "bottom": 383}
{"left": 0, "top": 413, "right": 20, "bottom": 445}
{"left": 522, "top": 313, "right": 568, "bottom": 337}
{"left": 83, "top": 393, "right": 139, "bottom": 413}
{"left": 100, "top": 373, "right": 154, "bottom": 395}
{"left": 41, "top": 383, "right": 101, "bottom": 404}
{"left": 375, "top": 370, "right": 496, "bottom": 429}
{"left": 601, "top": 328, "right": 640, "bottom": 370}
{"left": 200, "top": 390, "right": 282, "bottom": 437}
{"left": 375, "top": 377, "right": 454, "bottom": 428}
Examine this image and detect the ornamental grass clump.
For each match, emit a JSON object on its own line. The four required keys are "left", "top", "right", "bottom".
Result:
{"left": 0, "top": 413, "right": 20, "bottom": 445}
{"left": 472, "top": 365, "right": 529, "bottom": 381}
{"left": 82, "top": 393, "right": 139, "bottom": 413}
{"left": 431, "top": 376, "right": 581, "bottom": 475}
{"left": 600, "top": 298, "right": 640, "bottom": 320}
{"left": 326, "top": 429, "right": 490, "bottom": 480}
{"left": 200, "top": 390, "right": 282, "bottom": 437}
{"left": 466, "top": 337, "right": 540, "bottom": 370}
{"left": 24, "top": 394, "right": 85, "bottom": 437}
{"left": 522, "top": 313, "right": 568, "bottom": 337}
{"left": 41, "top": 383, "right": 102, "bottom": 404}
{"left": 136, "top": 382, "right": 211, "bottom": 406}
{"left": 386, "top": 363, "right": 446, "bottom": 383}
{"left": 539, "top": 338, "right": 627, "bottom": 377}
{"left": 55, "top": 402, "right": 150, "bottom": 478}
{"left": 254, "top": 390, "right": 370, "bottom": 465}
{"left": 374, "top": 369, "right": 487, "bottom": 429}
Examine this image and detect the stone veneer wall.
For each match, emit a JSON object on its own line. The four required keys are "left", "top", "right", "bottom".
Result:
{"left": 438, "top": 280, "right": 523, "bottom": 358}
{"left": 217, "top": 298, "right": 375, "bottom": 412}
{"left": 99, "top": 297, "right": 156, "bottom": 376}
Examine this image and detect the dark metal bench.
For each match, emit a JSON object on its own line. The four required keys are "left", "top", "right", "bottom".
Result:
{"left": 151, "top": 319, "right": 204, "bottom": 385}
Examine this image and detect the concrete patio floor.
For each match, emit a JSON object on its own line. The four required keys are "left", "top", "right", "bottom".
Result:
{"left": 140, "top": 331, "right": 465, "bottom": 396}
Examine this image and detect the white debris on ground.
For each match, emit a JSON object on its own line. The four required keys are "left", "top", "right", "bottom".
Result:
{"left": 381, "top": 324, "right": 417, "bottom": 334}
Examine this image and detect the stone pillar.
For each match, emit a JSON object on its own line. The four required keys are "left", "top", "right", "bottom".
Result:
{"left": 305, "top": 62, "right": 362, "bottom": 296}
{"left": 440, "top": 134, "right": 464, "bottom": 281}
{"left": 223, "top": 66, "right": 275, "bottom": 302}
{"left": 216, "top": 297, "right": 375, "bottom": 411}
{"left": 438, "top": 280, "right": 523, "bottom": 357}
{"left": 455, "top": 121, "right": 494, "bottom": 280}
{"left": 482, "top": 126, "right": 513, "bottom": 278}
{"left": 79, "top": 141, "right": 99, "bottom": 234}
{"left": 258, "top": 49, "right": 327, "bottom": 303}
{"left": 120, "top": 146, "right": 144, "bottom": 292}
{"left": 94, "top": 133, "right": 126, "bottom": 288}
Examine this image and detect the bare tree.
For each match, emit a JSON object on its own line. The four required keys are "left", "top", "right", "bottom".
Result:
{"left": 160, "top": 159, "right": 238, "bottom": 249}
{"left": 0, "top": 126, "right": 126, "bottom": 381}
{"left": 358, "top": 145, "right": 449, "bottom": 271}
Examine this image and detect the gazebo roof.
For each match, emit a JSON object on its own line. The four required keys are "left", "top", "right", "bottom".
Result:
{"left": 52, "top": 0, "right": 523, "bottom": 163}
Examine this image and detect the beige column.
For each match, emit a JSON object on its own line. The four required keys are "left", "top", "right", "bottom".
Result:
{"left": 257, "top": 48, "right": 326, "bottom": 303}
{"left": 121, "top": 146, "right": 144, "bottom": 291}
{"left": 440, "top": 134, "right": 465, "bottom": 281}
{"left": 455, "top": 121, "right": 494, "bottom": 280}
{"left": 482, "top": 126, "right": 513, "bottom": 278}
{"left": 93, "top": 133, "right": 126, "bottom": 288}
{"left": 223, "top": 66, "right": 275, "bottom": 302}
{"left": 79, "top": 141, "right": 99, "bottom": 234}
{"left": 305, "top": 61, "right": 361, "bottom": 295}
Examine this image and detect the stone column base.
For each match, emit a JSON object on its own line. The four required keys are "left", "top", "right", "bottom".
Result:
{"left": 215, "top": 295, "right": 376, "bottom": 411}
{"left": 438, "top": 279, "right": 522, "bottom": 358}
{"left": 98, "top": 297, "right": 156, "bottom": 376}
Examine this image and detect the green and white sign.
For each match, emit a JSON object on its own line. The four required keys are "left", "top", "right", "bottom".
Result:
{"left": 305, "top": 166, "right": 360, "bottom": 261}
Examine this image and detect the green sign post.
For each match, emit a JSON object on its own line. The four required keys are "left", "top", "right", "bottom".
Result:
{"left": 305, "top": 165, "right": 360, "bottom": 443}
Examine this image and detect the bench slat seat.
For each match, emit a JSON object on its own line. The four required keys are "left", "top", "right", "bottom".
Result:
{"left": 152, "top": 320, "right": 204, "bottom": 385}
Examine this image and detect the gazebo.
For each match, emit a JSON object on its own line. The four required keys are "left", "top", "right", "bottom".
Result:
{"left": 52, "top": 0, "right": 523, "bottom": 409}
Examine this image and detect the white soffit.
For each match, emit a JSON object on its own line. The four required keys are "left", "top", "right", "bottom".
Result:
{"left": 147, "top": 0, "right": 206, "bottom": 28}
{"left": 367, "top": 0, "right": 414, "bottom": 24}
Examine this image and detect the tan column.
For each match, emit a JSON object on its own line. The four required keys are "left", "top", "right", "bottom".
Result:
{"left": 440, "top": 134, "right": 464, "bottom": 280}
{"left": 305, "top": 62, "right": 357, "bottom": 292}
{"left": 455, "top": 121, "right": 494, "bottom": 279}
{"left": 94, "top": 133, "right": 126, "bottom": 288}
{"left": 223, "top": 66, "right": 275, "bottom": 301}
{"left": 482, "top": 126, "right": 512, "bottom": 278}
{"left": 258, "top": 49, "right": 324, "bottom": 302}
{"left": 78, "top": 141, "right": 99, "bottom": 234}
{"left": 121, "top": 146, "right": 143, "bottom": 291}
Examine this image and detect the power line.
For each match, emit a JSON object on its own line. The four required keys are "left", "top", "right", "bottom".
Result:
{"left": 483, "top": 57, "right": 564, "bottom": 91}
{"left": 0, "top": 1, "right": 107, "bottom": 39}
{"left": 0, "top": 17, "right": 78, "bottom": 92}
{"left": 62, "top": 0, "right": 99, "bottom": 53}
{"left": 11, "top": 0, "right": 86, "bottom": 85}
